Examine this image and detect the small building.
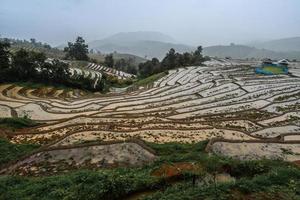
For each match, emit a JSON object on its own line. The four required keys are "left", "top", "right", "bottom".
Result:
{"left": 261, "top": 58, "right": 274, "bottom": 65}
{"left": 277, "top": 59, "right": 289, "bottom": 66}
{"left": 255, "top": 58, "right": 289, "bottom": 75}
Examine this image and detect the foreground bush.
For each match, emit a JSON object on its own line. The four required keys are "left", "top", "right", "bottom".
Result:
{"left": 144, "top": 167, "right": 300, "bottom": 200}
{"left": 0, "top": 141, "right": 299, "bottom": 200}
{"left": 0, "top": 117, "right": 38, "bottom": 129}
{"left": 0, "top": 169, "right": 160, "bottom": 200}
{"left": 0, "top": 41, "right": 105, "bottom": 92}
{"left": 0, "top": 139, "right": 40, "bottom": 167}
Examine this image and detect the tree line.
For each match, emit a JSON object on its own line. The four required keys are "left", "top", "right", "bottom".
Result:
{"left": 0, "top": 41, "right": 105, "bottom": 92}
{"left": 138, "top": 46, "right": 209, "bottom": 78}
{"left": 102, "top": 46, "right": 208, "bottom": 78}
{"left": 1, "top": 35, "right": 209, "bottom": 90}
{"left": 64, "top": 37, "right": 138, "bottom": 76}
{"left": 0, "top": 37, "right": 52, "bottom": 50}
{"left": 104, "top": 54, "right": 138, "bottom": 75}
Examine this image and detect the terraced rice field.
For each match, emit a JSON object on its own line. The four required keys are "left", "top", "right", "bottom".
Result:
{"left": 1, "top": 59, "right": 300, "bottom": 175}
{"left": 47, "top": 59, "right": 136, "bottom": 88}
{"left": 45, "top": 58, "right": 104, "bottom": 89}
{"left": 84, "top": 62, "right": 136, "bottom": 80}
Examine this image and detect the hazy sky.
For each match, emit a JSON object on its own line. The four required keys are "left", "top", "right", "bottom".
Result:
{"left": 1, "top": 0, "right": 300, "bottom": 46}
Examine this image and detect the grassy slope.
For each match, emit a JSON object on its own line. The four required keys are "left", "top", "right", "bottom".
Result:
{"left": 134, "top": 72, "right": 167, "bottom": 87}
{"left": 0, "top": 139, "right": 40, "bottom": 167}
{"left": 0, "top": 141, "right": 299, "bottom": 200}
{"left": 106, "top": 72, "right": 167, "bottom": 90}
{"left": 0, "top": 117, "right": 38, "bottom": 130}
{"left": 145, "top": 168, "right": 300, "bottom": 200}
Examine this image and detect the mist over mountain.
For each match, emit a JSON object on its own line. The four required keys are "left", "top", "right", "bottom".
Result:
{"left": 57, "top": 32, "right": 300, "bottom": 60}
{"left": 203, "top": 44, "right": 300, "bottom": 60}
{"left": 203, "top": 37, "right": 300, "bottom": 60}
{"left": 88, "top": 31, "right": 194, "bottom": 59}
{"left": 93, "top": 31, "right": 177, "bottom": 44}
{"left": 249, "top": 37, "right": 300, "bottom": 52}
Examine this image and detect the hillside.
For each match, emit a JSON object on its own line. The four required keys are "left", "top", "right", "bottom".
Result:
{"left": 88, "top": 33, "right": 300, "bottom": 60}
{"left": 2, "top": 37, "right": 147, "bottom": 65}
{"left": 88, "top": 31, "right": 194, "bottom": 59}
{"left": 89, "top": 52, "right": 147, "bottom": 66}
{"left": 6, "top": 39, "right": 65, "bottom": 59}
{"left": 203, "top": 44, "right": 300, "bottom": 60}
{"left": 0, "top": 59, "right": 300, "bottom": 199}
{"left": 251, "top": 37, "right": 300, "bottom": 52}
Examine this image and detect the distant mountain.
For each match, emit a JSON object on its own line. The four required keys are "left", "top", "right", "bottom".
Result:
{"left": 88, "top": 31, "right": 194, "bottom": 59}
{"left": 203, "top": 44, "right": 300, "bottom": 60}
{"left": 250, "top": 37, "right": 300, "bottom": 52}
{"left": 62, "top": 33, "right": 300, "bottom": 60}
{"left": 98, "top": 31, "right": 177, "bottom": 44}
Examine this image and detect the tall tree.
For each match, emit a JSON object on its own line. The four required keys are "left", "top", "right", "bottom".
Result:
{"left": 182, "top": 52, "right": 192, "bottom": 66}
{"left": 137, "top": 45, "right": 206, "bottom": 78}
{"left": 161, "top": 48, "right": 179, "bottom": 70}
{"left": 192, "top": 46, "right": 204, "bottom": 65}
{"left": 0, "top": 41, "right": 11, "bottom": 70}
{"left": 51, "top": 60, "right": 71, "bottom": 83}
{"left": 138, "top": 57, "right": 160, "bottom": 77}
{"left": 64, "top": 36, "right": 89, "bottom": 61}
{"left": 127, "top": 65, "right": 137, "bottom": 75}
{"left": 115, "top": 58, "right": 126, "bottom": 70}
{"left": 11, "top": 49, "right": 38, "bottom": 80}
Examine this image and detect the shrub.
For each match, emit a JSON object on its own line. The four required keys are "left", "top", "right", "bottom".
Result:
{"left": 0, "top": 117, "right": 38, "bottom": 130}
{"left": 0, "top": 138, "right": 40, "bottom": 167}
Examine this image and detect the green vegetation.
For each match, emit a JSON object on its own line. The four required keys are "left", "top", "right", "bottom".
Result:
{"left": 0, "top": 117, "right": 38, "bottom": 130}
{"left": 148, "top": 142, "right": 289, "bottom": 176}
{"left": 0, "top": 169, "right": 161, "bottom": 200}
{"left": 115, "top": 58, "right": 138, "bottom": 75}
{"left": 0, "top": 41, "right": 105, "bottom": 92}
{"left": 144, "top": 167, "right": 300, "bottom": 200}
{"left": 1, "top": 37, "right": 65, "bottom": 59}
{"left": 2, "top": 37, "right": 208, "bottom": 90}
{"left": 134, "top": 72, "right": 167, "bottom": 87}
{"left": 64, "top": 36, "right": 89, "bottom": 61}
{"left": 103, "top": 53, "right": 138, "bottom": 75}
{"left": 276, "top": 103, "right": 300, "bottom": 112}
{"left": 138, "top": 46, "right": 208, "bottom": 78}
{"left": 0, "top": 41, "right": 10, "bottom": 70}
{"left": 274, "top": 92, "right": 300, "bottom": 101}
{"left": 89, "top": 52, "right": 147, "bottom": 68}
{"left": 0, "top": 139, "right": 40, "bottom": 167}
{"left": 0, "top": 141, "right": 298, "bottom": 199}
{"left": 104, "top": 74, "right": 133, "bottom": 88}
{"left": 148, "top": 141, "right": 208, "bottom": 162}
{"left": 104, "top": 53, "right": 114, "bottom": 68}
